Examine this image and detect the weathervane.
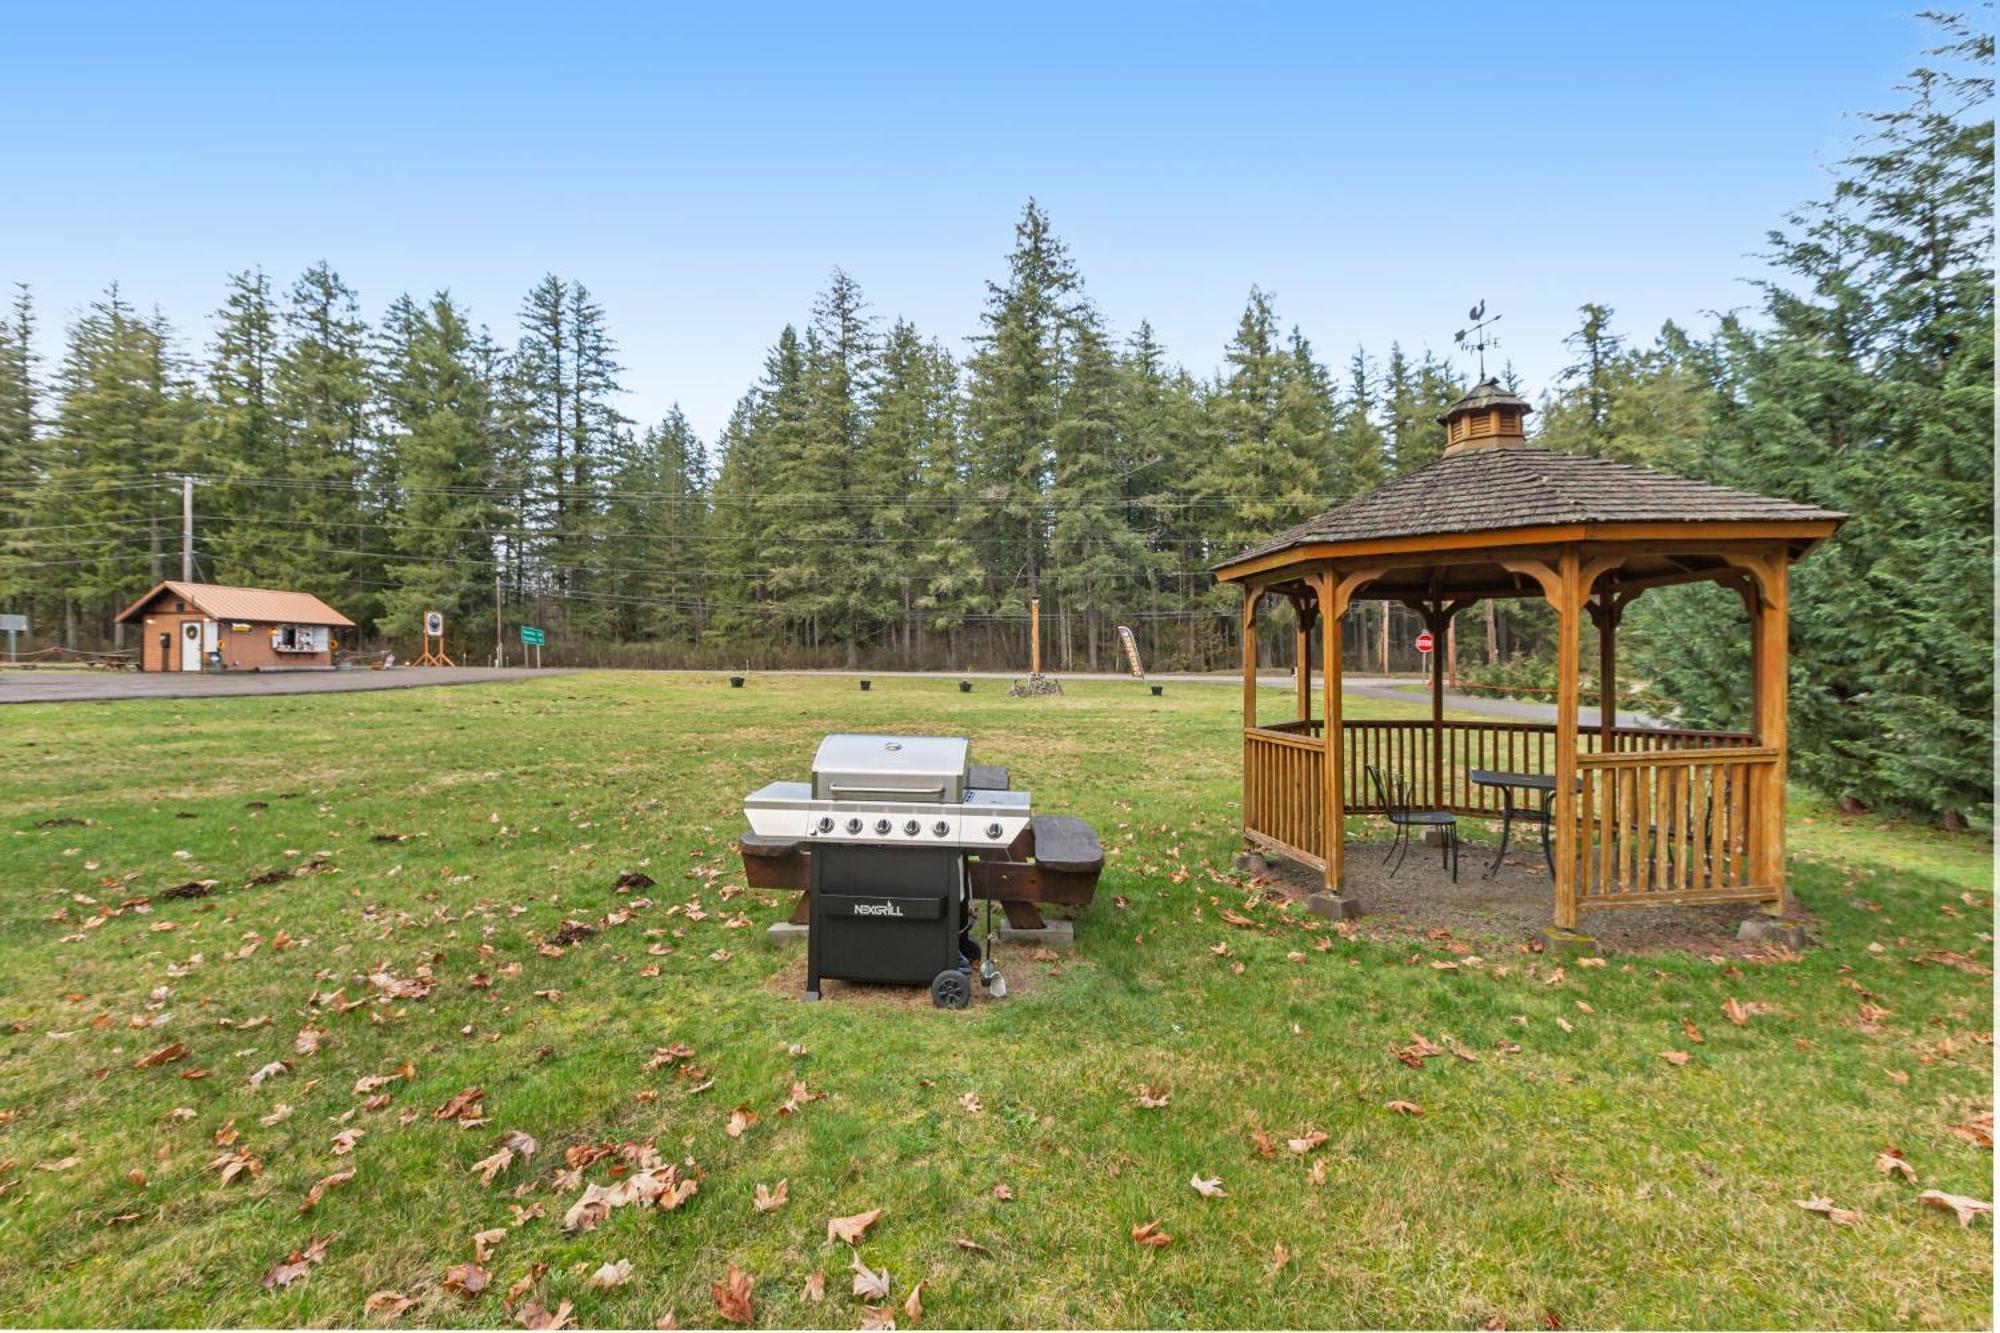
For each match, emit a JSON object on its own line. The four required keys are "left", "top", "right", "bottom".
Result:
{"left": 1453, "top": 300, "right": 1502, "bottom": 379}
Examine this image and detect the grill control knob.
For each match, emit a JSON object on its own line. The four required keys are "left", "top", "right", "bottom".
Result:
{"left": 933, "top": 820, "right": 950, "bottom": 838}
{"left": 985, "top": 822, "right": 1004, "bottom": 840}
{"left": 903, "top": 819, "right": 921, "bottom": 836}
{"left": 845, "top": 817, "right": 863, "bottom": 834}
{"left": 874, "top": 818, "right": 892, "bottom": 836}
{"left": 815, "top": 816, "right": 834, "bottom": 833}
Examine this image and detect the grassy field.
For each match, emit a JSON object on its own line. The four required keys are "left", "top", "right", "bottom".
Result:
{"left": 0, "top": 672, "right": 1990, "bottom": 1329}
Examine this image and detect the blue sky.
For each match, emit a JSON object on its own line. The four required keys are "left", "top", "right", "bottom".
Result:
{"left": 3, "top": 2, "right": 1924, "bottom": 441}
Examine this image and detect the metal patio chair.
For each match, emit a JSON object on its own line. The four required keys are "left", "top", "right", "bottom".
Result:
{"left": 1365, "top": 763, "right": 1459, "bottom": 881}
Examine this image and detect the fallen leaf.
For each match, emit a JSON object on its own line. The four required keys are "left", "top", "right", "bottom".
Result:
{"left": 902, "top": 1278, "right": 925, "bottom": 1323}
{"left": 753, "top": 1180, "right": 788, "bottom": 1214}
{"left": 1660, "top": 1050, "right": 1691, "bottom": 1067}
{"left": 1384, "top": 1100, "right": 1424, "bottom": 1116}
{"left": 300, "top": 1169, "right": 355, "bottom": 1212}
{"left": 1875, "top": 1147, "right": 1916, "bottom": 1182}
{"left": 958, "top": 1091, "right": 983, "bottom": 1114}
{"left": 363, "top": 1291, "right": 414, "bottom": 1319}
{"left": 1947, "top": 1111, "right": 1993, "bottom": 1149}
{"left": 470, "top": 1148, "right": 515, "bottom": 1184}
{"left": 249, "top": 1060, "right": 290, "bottom": 1087}
{"left": 861, "top": 1307, "right": 896, "bottom": 1330}
{"left": 472, "top": 1228, "right": 507, "bottom": 1263}
{"left": 849, "top": 1255, "right": 891, "bottom": 1301}
{"left": 953, "top": 1237, "right": 991, "bottom": 1255}
{"left": 1796, "top": 1196, "right": 1861, "bottom": 1226}
{"left": 331, "top": 1128, "right": 366, "bottom": 1155}
{"left": 587, "top": 1259, "right": 634, "bottom": 1290}
{"left": 444, "top": 1263, "right": 491, "bottom": 1296}
{"left": 828, "top": 1208, "right": 884, "bottom": 1245}
{"left": 1249, "top": 1129, "right": 1278, "bottom": 1158}
{"left": 1722, "top": 997, "right": 1749, "bottom": 1027}
{"left": 990, "top": 1183, "right": 1013, "bottom": 1202}
{"left": 1308, "top": 1158, "right": 1328, "bottom": 1187}
{"left": 1266, "top": 1240, "right": 1291, "bottom": 1274}
{"left": 1190, "top": 1173, "right": 1228, "bottom": 1198}
{"left": 1287, "top": 1129, "right": 1329, "bottom": 1155}
{"left": 1681, "top": 1017, "right": 1703, "bottom": 1044}
{"left": 1133, "top": 1085, "right": 1170, "bottom": 1109}
{"left": 1917, "top": 1190, "right": 1992, "bottom": 1227}
{"left": 259, "top": 1104, "right": 294, "bottom": 1127}
{"left": 1130, "top": 1218, "right": 1172, "bottom": 1248}
{"left": 802, "top": 1271, "right": 826, "bottom": 1303}
{"left": 726, "top": 1105, "right": 759, "bottom": 1138}
{"left": 516, "top": 1299, "right": 574, "bottom": 1330}
{"left": 134, "top": 1042, "right": 187, "bottom": 1069}
{"left": 434, "top": 1088, "right": 486, "bottom": 1122}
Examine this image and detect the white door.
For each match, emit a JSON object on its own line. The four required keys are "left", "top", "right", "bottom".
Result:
{"left": 179, "top": 621, "right": 203, "bottom": 672}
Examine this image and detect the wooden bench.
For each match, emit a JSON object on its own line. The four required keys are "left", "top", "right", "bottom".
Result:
{"left": 741, "top": 811, "right": 1103, "bottom": 930}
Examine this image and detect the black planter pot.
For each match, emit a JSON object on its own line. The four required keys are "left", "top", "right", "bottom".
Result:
{"left": 958, "top": 680, "right": 972, "bottom": 693}
{"left": 859, "top": 680, "right": 871, "bottom": 691}
{"left": 1150, "top": 684, "right": 1164, "bottom": 696}
{"left": 729, "top": 676, "right": 744, "bottom": 688}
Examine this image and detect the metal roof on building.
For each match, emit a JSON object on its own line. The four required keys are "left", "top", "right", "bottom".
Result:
{"left": 1217, "top": 448, "right": 1847, "bottom": 570}
{"left": 115, "top": 581, "right": 356, "bottom": 628}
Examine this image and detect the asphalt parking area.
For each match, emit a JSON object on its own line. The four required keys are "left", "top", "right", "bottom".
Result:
{"left": 0, "top": 666, "right": 574, "bottom": 704}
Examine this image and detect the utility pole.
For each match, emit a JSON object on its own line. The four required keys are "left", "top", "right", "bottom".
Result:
{"left": 180, "top": 477, "right": 194, "bottom": 582}
{"left": 494, "top": 575, "right": 505, "bottom": 668}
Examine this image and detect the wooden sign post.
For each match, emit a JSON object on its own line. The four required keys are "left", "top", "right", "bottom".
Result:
{"left": 415, "top": 610, "right": 455, "bottom": 667}
{"left": 1029, "top": 597, "right": 1041, "bottom": 676}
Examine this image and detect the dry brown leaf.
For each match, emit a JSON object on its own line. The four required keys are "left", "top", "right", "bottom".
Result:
{"left": 953, "top": 1237, "right": 991, "bottom": 1255}
{"left": 725, "top": 1105, "right": 759, "bottom": 1138}
{"left": 587, "top": 1259, "right": 634, "bottom": 1289}
{"left": 958, "top": 1091, "right": 983, "bottom": 1114}
{"left": 849, "top": 1254, "right": 891, "bottom": 1301}
{"left": 990, "top": 1183, "right": 1013, "bottom": 1201}
{"left": 802, "top": 1271, "right": 826, "bottom": 1303}
{"left": 332, "top": 1128, "right": 365, "bottom": 1155}
{"left": 1287, "top": 1129, "right": 1329, "bottom": 1155}
{"left": 1722, "top": 997, "right": 1749, "bottom": 1027}
{"left": 902, "top": 1278, "right": 925, "bottom": 1323}
{"left": 1917, "top": 1190, "right": 1992, "bottom": 1226}
{"left": 1948, "top": 1111, "right": 1993, "bottom": 1149}
{"left": 653, "top": 1312, "right": 678, "bottom": 1331}
{"left": 1190, "top": 1173, "right": 1228, "bottom": 1198}
{"left": 363, "top": 1290, "right": 414, "bottom": 1319}
{"left": 1875, "top": 1147, "right": 1916, "bottom": 1182}
{"left": 1133, "top": 1085, "right": 1170, "bottom": 1109}
{"left": 1266, "top": 1240, "right": 1291, "bottom": 1274}
{"left": 1249, "top": 1128, "right": 1278, "bottom": 1158}
{"left": 470, "top": 1148, "right": 514, "bottom": 1185}
{"left": 860, "top": 1307, "right": 896, "bottom": 1331}
{"left": 434, "top": 1087, "right": 485, "bottom": 1122}
{"left": 1680, "top": 1017, "right": 1703, "bottom": 1044}
{"left": 713, "top": 1266, "right": 754, "bottom": 1326}
{"left": 1796, "top": 1196, "right": 1861, "bottom": 1226}
{"left": 472, "top": 1228, "right": 507, "bottom": 1263}
{"left": 1384, "top": 1100, "right": 1424, "bottom": 1116}
{"left": 300, "top": 1169, "right": 355, "bottom": 1212}
{"left": 516, "top": 1299, "right": 574, "bottom": 1330}
{"left": 828, "top": 1207, "right": 884, "bottom": 1245}
{"left": 444, "top": 1263, "right": 491, "bottom": 1297}
{"left": 1660, "top": 1050, "right": 1691, "bottom": 1067}
{"left": 134, "top": 1042, "right": 187, "bottom": 1069}
{"left": 1130, "top": 1218, "right": 1172, "bottom": 1248}
{"left": 1308, "top": 1158, "right": 1328, "bottom": 1187}
{"left": 753, "top": 1180, "right": 788, "bottom": 1214}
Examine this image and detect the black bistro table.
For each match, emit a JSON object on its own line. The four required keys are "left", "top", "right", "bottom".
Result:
{"left": 1467, "top": 769, "right": 1562, "bottom": 879}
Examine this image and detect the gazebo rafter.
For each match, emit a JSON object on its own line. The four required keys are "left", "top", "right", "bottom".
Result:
{"left": 1213, "top": 378, "right": 1845, "bottom": 937}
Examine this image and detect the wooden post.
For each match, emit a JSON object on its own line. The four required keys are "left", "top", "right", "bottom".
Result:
{"left": 1294, "top": 600, "right": 1315, "bottom": 722}
{"left": 1428, "top": 607, "right": 1446, "bottom": 811}
{"left": 1552, "top": 551, "right": 1583, "bottom": 930}
{"left": 1750, "top": 556, "right": 1790, "bottom": 913}
{"left": 1318, "top": 570, "right": 1343, "bottom": 892}
{"left": 1241, "top": 589, "right": 1260, "bottom": 730}
{"left": 1029, "top": 597, "right": 1041, "bottom": 676}
{"left": 1590, "top": 598, "right": 1617, "bottom": 749}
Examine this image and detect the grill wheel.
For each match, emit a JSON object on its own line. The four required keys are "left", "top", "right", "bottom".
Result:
{"left": 930, "top": 969, "right": 972, "bottom": 1010}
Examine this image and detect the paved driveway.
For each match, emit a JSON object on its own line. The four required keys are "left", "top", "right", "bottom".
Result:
{"left": 0, "top": 666, "right": 575, "bottom": 704}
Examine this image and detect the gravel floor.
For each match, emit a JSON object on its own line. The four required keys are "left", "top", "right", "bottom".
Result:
{"left": 1269, "top": 837, "right": 1805, "bottom": 954}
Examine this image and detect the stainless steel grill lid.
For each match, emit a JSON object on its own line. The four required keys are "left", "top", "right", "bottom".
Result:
{"left": 811, "top": 734, "right": 969, "bottom": 802}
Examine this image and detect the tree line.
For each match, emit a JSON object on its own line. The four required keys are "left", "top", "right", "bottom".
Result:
{"left": 0, "top": 13, "right": 1988, "bottom": 822}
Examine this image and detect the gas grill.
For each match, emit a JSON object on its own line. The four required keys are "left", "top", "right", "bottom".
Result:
{"left": 743, "top": 735, "right": 1035, "bottom": 1006}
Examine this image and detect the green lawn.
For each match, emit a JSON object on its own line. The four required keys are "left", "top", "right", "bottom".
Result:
{"left": 0, "top": 673, "right": 1990, "bottom": 1329}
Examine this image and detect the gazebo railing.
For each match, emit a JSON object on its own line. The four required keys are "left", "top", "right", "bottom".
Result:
{"left": 1574, "top": 745, "right": 1778, "bottom": 908}
{"left": 1241, "top": 717, "right": 1762, "bottom": 883}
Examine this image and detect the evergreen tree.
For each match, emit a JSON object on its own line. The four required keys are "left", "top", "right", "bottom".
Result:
{"left": 0, "top": 283, "right": 42, "bottom": 619}
{"left": 1200, "top": 288, "right": 1324, "bottom": 560}
{"left": 1051, "top": 320, "right": 1148, "bottom": 670}
{"left": 1632, "top": 12, "right": 1993, "bottom": 824}
{"left": 602, "top": 405, "right": 708, "bottom": 642}
{"left": 183, "top": 270, "right": 279, "bottom": 583}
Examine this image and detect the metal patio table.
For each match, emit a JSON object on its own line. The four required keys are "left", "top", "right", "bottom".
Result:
{"left": 1467, "top": 769, "right": 1565, "bottom": 879}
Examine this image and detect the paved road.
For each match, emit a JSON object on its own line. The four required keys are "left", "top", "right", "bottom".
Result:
{"left": 0, "top": 666, "right": 575, "bottom": 704}
{"left": 0, "top": 663, "right": 1657, "bottom": 728}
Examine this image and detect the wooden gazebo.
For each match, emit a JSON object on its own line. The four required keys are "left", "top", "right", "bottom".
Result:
{"left": 1212, "top": 380, "right": 1845, "bottom": 934}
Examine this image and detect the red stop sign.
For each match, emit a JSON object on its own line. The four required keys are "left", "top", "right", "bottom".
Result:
{"left": 1414, "top": 630, "right": 1435, "bottom": 654}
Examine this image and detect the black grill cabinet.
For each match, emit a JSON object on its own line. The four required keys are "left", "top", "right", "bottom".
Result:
{"left": 806, "top": 844, "right": 968, "bottom": 1006}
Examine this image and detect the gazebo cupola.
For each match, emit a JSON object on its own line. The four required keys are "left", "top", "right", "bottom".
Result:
{"left": 1439, "top": 378, "right": 1531, "bottom": 453}
{"left": 1210, "top": 362, "right": 1846, "bottom": 938}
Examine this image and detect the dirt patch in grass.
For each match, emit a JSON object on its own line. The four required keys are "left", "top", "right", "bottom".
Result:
{"left": 1267, "top": 840, "right": 1815, "bottom": 955}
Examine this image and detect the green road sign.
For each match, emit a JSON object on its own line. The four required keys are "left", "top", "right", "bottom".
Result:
{"left": 519, "top": 626, "right": 546, "bottom": 647}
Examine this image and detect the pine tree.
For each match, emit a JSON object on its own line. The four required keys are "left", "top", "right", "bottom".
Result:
{"left": 184, "top": 270, "right": 279, "bottom": 583}
{"left": 1051, "top": 320, "right": 1148, "bottom": 669}
{"left": 0, "top": 283, "right": 42, "bottom": 620}
{"left": 1201, "top": 288, "right": 1324, "bottom": 561}
{"left": 866, "top": 319, "right": 964, "bottom": 665}
{"left": 602, "top": 405, "right": 707, "bottom": 642}
{"left": 374, "top": 292, "right": 502, "bottom": 653}
{"left": 965, "top": 200, "right": 1086, "bottom": 655}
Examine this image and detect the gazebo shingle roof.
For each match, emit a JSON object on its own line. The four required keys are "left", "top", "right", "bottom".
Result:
{"left": 1219, "top": 448, "right": 1846, "bottom": 569}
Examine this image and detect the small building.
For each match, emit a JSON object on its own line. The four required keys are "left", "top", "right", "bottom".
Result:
{"left": 114, "top": 581, "right": 356, "bottom": 673}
